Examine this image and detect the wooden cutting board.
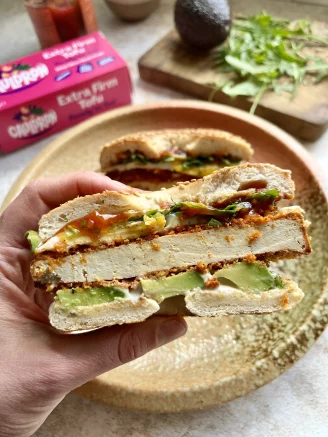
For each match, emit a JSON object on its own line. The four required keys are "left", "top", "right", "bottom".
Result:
{"left": 138, "top": 25, "right": 328, "bottom": 141}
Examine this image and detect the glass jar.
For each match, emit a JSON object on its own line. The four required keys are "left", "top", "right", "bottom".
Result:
{"left": 24, "top": 0, "right": 98, "bottom": 48}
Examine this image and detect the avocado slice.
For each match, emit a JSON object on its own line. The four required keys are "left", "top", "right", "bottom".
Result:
{"left": 56, "top": 286, "right": 127, "bottom": 308}
{"left": 55, "top": 262, "right": 284, "bottom": 309}
{"left": 25, "top": 230, "right": 41, "bottom": 253}
{"left": 214, "top": 262, "right": 284, "bottom": 294}
{"left": 141, "top": 270, "right": 205, "bottom": 301}
{"left": 168, "top": 201, "right": 247, "bottom": 217}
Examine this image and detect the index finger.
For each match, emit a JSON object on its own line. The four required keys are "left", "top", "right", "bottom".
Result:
{"left": 0, "top": 171, "right": 128, "bottom": 249}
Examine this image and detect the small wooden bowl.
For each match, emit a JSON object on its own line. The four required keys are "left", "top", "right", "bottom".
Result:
{"left": 104, "top": 0, "right": 159, "bottom": 22}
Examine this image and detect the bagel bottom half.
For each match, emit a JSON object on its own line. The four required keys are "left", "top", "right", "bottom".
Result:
{"left": 49, "top": 279, "right": 303, "bottom": 332}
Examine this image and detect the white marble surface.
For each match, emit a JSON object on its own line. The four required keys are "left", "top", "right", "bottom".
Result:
{"left": 0, "top": 1, "right": 327, "bottom": 436}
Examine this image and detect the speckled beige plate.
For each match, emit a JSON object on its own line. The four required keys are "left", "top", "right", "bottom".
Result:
{"left": 2, "top": 101, "right": 328, "bottom": 412}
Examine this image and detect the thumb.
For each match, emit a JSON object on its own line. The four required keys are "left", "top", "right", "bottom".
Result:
{"left": 50, "top": 316, "right": 187, "bottom": 392}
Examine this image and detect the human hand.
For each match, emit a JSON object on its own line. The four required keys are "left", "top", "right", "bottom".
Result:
{"left": 0, "top": 172, "right": 187, "bottom": 437}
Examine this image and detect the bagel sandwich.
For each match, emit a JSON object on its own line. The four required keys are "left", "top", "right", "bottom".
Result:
{"left": 26, "top": 164, "right": 311, "bottom": 332}
{"left": 100, "top": 128, "right": 254, "bottom": 190}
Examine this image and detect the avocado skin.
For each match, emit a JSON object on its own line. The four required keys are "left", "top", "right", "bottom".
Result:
{"left": 175, "top": 0, "right": 231, "bottom": 50}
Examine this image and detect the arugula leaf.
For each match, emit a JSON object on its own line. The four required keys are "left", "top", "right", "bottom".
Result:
{"left": 181, "top": 155, "right": 239, "bottom": 169}
{"left": 217, "top": 64, "right": 235, "bottom": 73}
{"left": 182, "top": 158, "right": 207, "bottom": 169}
{"left": 220, "top": 157, "right": 240, "bottom": 166}
{"left": 225, "top": 55, "right": 273, "bottom": 75}
{"left": 222, "top": 202, "right": 253, "bottom": 214}
{"left": 182, "top": 156, "right": 215, "bottom": 169}
{"left": 221, "top": 80, "right": 262, "bottom": 97}
{"left": 208, "top": 218, "right": 221, "bottom": 227}
{"left": 168, "top": 202, "right": 207, "bottom": 213}
{"left": 308, "top": 57, "right": 328, "bottom": 84}
{"left": 212, "top": 12, "right": 328, "bottom": 113}
{"left": 163, "top": 156, "right": 175, "bottom": 162}
{"left": 122, "top": 152, "right": 235, "bottom": 168}
{"left": 123, "top": 152, "right": 150, "bottom": 164}
{"left": 168, "top": 201, "right": 251, "bottom": 217}
{"left": 133, "top": 191, "right": 279, "bottom": 224}
{"left": 145, "top": 209, "right": 161, "bottom": 218}
{"left": 65, "top": 225, "right": 80, "bottom": 237}
{"left": 273, "top": 83, "right": 294, "bottom": 95}
{"left": 272, "top": 42, "right": 306, "bottom": 65}
{"left": 247, "top": 189, "right": 280, "bottom": 201}
{"left": 135, "top": 153, "right": 149, "bottom": 164}
{"left": 250, "top": 85, "right": 268, "bottom": 115}
{"left": 315, "top": 68, "right": 328, "bottom": 84}
{"left": 222, "top": 203, "right": 238, "bottom": 212}
{"left": 273, "top": 274, "right": 285, "bottom": 289}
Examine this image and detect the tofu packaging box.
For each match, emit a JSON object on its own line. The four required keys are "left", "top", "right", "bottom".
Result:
{"left": 0, "top": 32, "right": 131, "bottom": 153}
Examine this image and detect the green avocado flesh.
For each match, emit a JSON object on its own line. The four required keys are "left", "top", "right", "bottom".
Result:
{"left": 55, "top": 262, "right": 285, "bottom": 308}
{"left": 56, "top": 286, "right": 127, "bottom": 308}
{"left": 214, "top": 262, "right": 284, "bottom": 293}
{"left": 25, "top": 230, "right": 41, "bottom": 252}
{"left": 141, "top": 270, "right": 205, "bottom": 300}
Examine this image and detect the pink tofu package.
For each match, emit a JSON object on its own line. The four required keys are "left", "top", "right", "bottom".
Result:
{"left": 0, "top": 32, "right": 131, "bottom": 153}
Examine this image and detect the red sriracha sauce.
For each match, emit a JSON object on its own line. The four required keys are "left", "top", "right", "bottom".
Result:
{"left": 48, "top": 0, "right": 85, "bottom": 42}
{"left": 24, "top": 0, "right": 98, "bottom": 48}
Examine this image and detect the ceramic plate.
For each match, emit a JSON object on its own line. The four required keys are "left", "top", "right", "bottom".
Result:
{"left": 2, "top": 101, "right": 328, "bottom": 412}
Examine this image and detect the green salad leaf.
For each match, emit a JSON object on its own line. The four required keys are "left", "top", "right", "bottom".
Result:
{"left": 128, "top": 153, "right": 149, "bottom": 164}
{"left": 65, "top": 225, "right": 81, "bottom": 238}
{"left": 182, "top": 156, "right": 214, "bottom": 169}
{"left": 220, "top": 157, "right": 241, "bottom": 166}
{"left": 208, "top": 218, "right": 221, "bottom": 227}
{"left": 122, "top": 152, "right": 239, "bottom": 169}
{"left": 108, "top": 190, "right": 280, "bottom": 231}
{"left": 212, "top": 12, "right": 328, "bottom": 113}
{"left": 167, "top": 201, "right": 252, "bottom": 217}
{"left": 247, "top": 189, "right": 280, "bottom": 201}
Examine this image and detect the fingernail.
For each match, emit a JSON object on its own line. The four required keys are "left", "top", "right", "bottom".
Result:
{"left": 157, "top": 318, "right": 187, "bottom": 346}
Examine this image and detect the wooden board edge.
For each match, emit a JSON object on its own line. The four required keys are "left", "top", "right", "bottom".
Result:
{"left": 138, "top": 28, "right": 328, "bottom": 141}
{"left": 138, "top": 61, "right": 327, "bottom": 142}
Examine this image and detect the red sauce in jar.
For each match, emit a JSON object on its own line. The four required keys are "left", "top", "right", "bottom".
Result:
{"left": 49, "top": 0, "right": 84, "bottom": 42}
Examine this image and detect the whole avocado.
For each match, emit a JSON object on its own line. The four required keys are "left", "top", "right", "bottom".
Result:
{"left": 175, "top": 0, "right": 231, "bottom": 50}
